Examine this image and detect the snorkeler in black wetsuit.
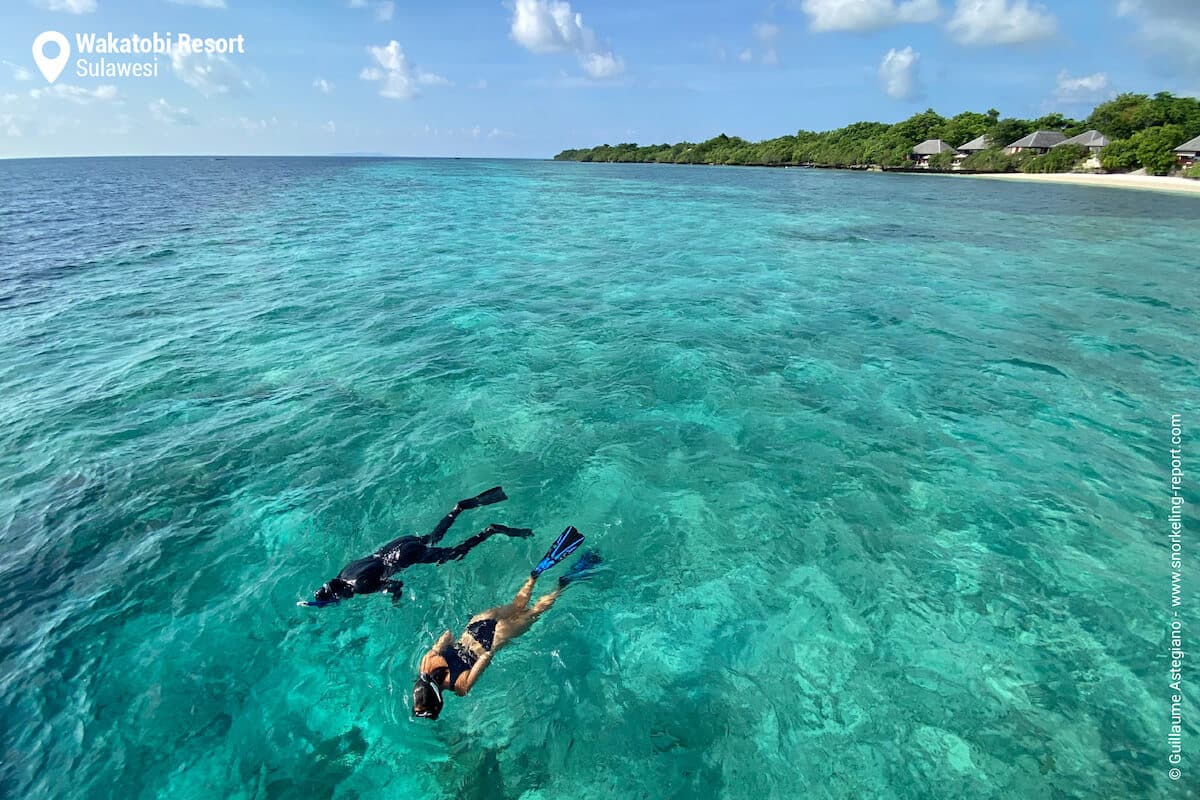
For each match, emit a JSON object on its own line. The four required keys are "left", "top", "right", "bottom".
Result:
{"left": 299, "top": 486, "right": 532, "bottom": 607}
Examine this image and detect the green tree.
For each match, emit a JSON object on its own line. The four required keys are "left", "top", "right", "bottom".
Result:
{"left": 1099, "top": 139, "right": 1139, "bottom": 172}
{"left": 1088, "top": 93, "right": 1153, "bottom": 139}
{"left": 960, "top": 148, "right": 1015, "bottom": 172}
{"left": 1022, "top": 144, "right": 1088, "bottom": 173}
{"left": 1131, "top": 124, "right": 1186, "bottom": 175}
{"left": 928, "top": 151, "right": 957, "bottom": 170}
{"left": 940, "top": 111, "right": 993, "bottom": 149}
{"left": 1031, "top": 112, "right": 1079, "bottom": 132}
{"left": 1087, "top": 92, "right": 1200, "bottom": 140}
{"left": 891, "top": 109, "right": 947, "bottom": 145}
{"left": 551, "top": 90, "right": 1200, "bottom": 170}
{"left": 988, "top": 117, "right": 1034, "bottom": 150}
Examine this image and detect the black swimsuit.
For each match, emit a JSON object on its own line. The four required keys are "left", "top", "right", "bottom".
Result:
{"left": 466, "top": 618, "right": 497, "bottom": 651}
{"left": 443, "top": 644, "right": 476, "bottom": 684}
{"left": 440, "top": 618, "right": 498, "bottom": 684}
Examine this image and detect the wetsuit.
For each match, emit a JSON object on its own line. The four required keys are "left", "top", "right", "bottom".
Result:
{"left": 305, "top": 487, "right": 529, "bottom": 606}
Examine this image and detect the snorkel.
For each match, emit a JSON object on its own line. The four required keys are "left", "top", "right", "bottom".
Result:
{"left": 297, "top": 579, "right": 355, "bottom": 608}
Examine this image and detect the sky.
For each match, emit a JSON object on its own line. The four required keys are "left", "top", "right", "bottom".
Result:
{"left": 0, "top": 0, "right": 1197, "bottom": 158}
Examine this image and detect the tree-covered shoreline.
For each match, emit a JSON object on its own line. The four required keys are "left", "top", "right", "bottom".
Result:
{"left": 554, "top": 93, "right": 1200, "bottom": 177}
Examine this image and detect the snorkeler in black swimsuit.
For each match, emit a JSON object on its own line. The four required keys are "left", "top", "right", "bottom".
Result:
{"left": 413, "top": 527, "right": 602, "bottom": 719}
{"left": 299, "top": 486, "right": 532, "bottom": 607}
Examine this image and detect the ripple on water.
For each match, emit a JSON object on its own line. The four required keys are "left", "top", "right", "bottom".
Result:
{"left": 0, "top": 158, "right": 1197, "bottom": 799}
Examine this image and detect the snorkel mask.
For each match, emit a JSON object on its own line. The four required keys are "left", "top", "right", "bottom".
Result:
{"left": 297, "top": 578, "right": 355, "bottom": 608}
{"left": 412, "top": 672, "right": 445, "bottom": 720}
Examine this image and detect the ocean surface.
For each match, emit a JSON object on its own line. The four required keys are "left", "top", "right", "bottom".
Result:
{"left": 1, "top": 157, "right": 1197, "bottom": 800}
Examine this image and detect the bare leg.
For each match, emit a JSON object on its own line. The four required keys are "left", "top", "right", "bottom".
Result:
{"left": 511, "top": 577, "right": 536, "bottom": 609}
{"left": 529, "top": 588, "right": 563, "bottom": 618}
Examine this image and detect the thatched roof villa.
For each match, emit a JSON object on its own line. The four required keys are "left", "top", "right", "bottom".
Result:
{"left": 910, "top": 138, "right": 956, "bottom": 167}
{"left": 1176, "top": 134, "right": 1200, "bottom": 166}
{"left": 957, "top": 134, "right": 993, "bottom": 153}
{"left": 1004, "top": 130, "right": 1067, "bottom": 154}
{"left": 953, "top": 134, "right": 992, "bottom": 163}
{"left": 1056, "top": 130, "right": 1110, "bottom": 153}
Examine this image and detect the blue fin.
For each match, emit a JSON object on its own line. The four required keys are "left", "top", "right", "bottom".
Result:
{"left": 531, "top": 526, "right": 584, "bottom": 576}
{"left": 558, "top": 549, "right": 602, "bottom": 587}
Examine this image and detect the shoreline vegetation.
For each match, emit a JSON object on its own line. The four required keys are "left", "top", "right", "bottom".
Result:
{"left": 554, "top": 92, "right": 1200, "bottom": 185}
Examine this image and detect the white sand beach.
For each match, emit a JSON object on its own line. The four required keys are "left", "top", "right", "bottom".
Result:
{"left": 965, "top": 171, "right": 1200, "bottom": 195}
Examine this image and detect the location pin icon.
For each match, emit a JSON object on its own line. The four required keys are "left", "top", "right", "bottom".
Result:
{"left": 32, "top": 31, "right": 70, "bottom": 84}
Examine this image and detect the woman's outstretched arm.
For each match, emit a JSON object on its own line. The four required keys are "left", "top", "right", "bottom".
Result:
{"left": 432, "top": 630, "right": 453, "bottom": 651}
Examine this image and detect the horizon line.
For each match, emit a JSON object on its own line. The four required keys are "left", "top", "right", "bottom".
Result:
{"left": 0, "top": 154, "right": 555, "bottom": 162}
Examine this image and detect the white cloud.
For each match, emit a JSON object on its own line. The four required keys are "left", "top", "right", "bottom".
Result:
{"left": 800, "top": 0, "right": 939, "bottom": 32}
{"left": 753, "top": 22, "right": 780, "bottom": 40}
{"left": 29, "top": 84, "right": 118, "bottom": 103}
{"left": 738, "top": 48, "right": 754, "bottom": 62}
{"left": 510, "top": 0, "right": 586, "bottom": 53}
{"left": 510, "top": 0, "right": 624, "bottom": 79}
{"left": 168, "top": 0, "right": 227, "bottom": 7}
{"left": 753, "top": 22, "right": 780, "bottom": 64}
{"left": 171, "top": 46, "right": 249, "bottom": 96}
{"left": 1053, "top": 71, "right": 1111, "bottom": 103}
{"left": 1118, "top": 0, "right": 1200, "bottom": 70}
{"left": 4, "top": 61, "right": 33, "bottom": 81}
{"left": 580, "top": 51, "right": 623, "bottom": 78}
{"left": 37, "top": 0, "right": 96, "bottom": 13}
{"left": 418, "top": 71, "right": 453, "bottom": 86}
{"left": 149, "top": 97, "right": 196, "bottom": 126}
{"left": 1, "top": 113, "right": 22, "bottom": 137}
{"left": 947, "top": 0, "right": 1055, "bottom": 45}
{"left": 360, "top": 40, "right": 449, "bottom": 100}
{"left": 473, "top": 79, "right": 489, "bottom": 89}
{"left": 313, "top": 78, "right": 334, "bottom": 94}
{"left": 347, "top": 0, "right": 395, "bottom": 22}
{"left": 236, "top": 116, "right": 277, "bottom": 134}
{"left": 879, "top": 46, "right": 922, "bottom": 100}
{"left": 324, "top": 120, "right": 336, "bottom": 134}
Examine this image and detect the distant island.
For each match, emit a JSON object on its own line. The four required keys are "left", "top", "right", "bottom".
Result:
{"left": 554, "top": 92, "right": 1200, "bottom": 180}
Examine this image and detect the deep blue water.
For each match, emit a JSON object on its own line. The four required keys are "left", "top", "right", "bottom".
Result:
{"left": 1, "top": 157, "right": 1197, "bottom": 799}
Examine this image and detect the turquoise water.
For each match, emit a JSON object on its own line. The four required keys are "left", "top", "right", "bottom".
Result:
{"left": 1, "top": 157, "right": 1198, "bottom": 799}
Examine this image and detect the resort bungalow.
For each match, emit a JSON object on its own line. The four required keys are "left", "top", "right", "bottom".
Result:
{"left": 1176, "top": 134, "right": 1200, "bottom": 167}
{"left": 910, "top": 139, "right": 956, "bottom": 167}
{"left": 954, "top": 134, "right": 992, "bottom": 165}
{"left": 1004, "top": 130, "right": 1067, "bottom": 155}
{"left": 1056, "top": 130, "right": 1110, "bottom": 154}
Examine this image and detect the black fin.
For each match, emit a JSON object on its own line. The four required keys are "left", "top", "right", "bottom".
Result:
{"left": 460, "top": 486, "right": 507, "bottom": 509}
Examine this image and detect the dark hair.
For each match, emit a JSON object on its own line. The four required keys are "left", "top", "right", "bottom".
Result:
{"left": 413, "top": 669, "right": 447, "bottom": 720}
